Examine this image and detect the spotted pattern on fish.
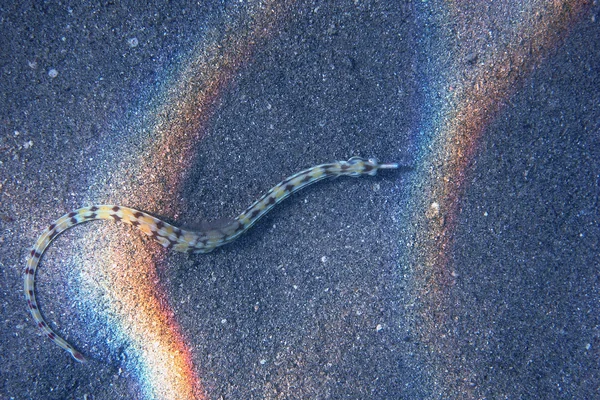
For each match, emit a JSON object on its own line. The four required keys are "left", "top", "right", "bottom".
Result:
{"left": 24, "top": 157, "right": 399, "bottom": 362}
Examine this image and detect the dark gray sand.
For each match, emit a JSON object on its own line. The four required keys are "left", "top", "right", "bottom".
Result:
{"left": 1, "top": 2, "right": 598, "bottom": 399}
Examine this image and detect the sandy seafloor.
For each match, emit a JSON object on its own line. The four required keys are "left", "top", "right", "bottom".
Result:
{"left": 1, "top": 1, "right": 599, "bottom": 399}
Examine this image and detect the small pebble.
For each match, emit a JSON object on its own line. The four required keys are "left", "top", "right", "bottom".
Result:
{"left": 128, "top": 37, "right": 139, "bottom": 48}
{"left": 48, "top": 68, "right": 58, "bottom": 78}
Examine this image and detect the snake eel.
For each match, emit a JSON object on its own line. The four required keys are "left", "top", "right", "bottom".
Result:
{"left": 24, "top": 156, "right": 399, "bottom": 362}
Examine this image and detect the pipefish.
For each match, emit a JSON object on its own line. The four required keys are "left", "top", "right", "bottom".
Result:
{"left": 24, "top": 156, "right": 399, "bottom": 362}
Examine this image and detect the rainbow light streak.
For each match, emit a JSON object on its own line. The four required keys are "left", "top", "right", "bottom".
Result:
{"left": 72, "top": 1, "right": 294, "bottom": 399}
{"left": 407, "top": 0, "right": 588, "bottom": 396}
{"left": 129, "top": 0, "right": 293, "bottom": 210}
{"left": 78, "top": 244, "right": 201, "bottom": 400}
